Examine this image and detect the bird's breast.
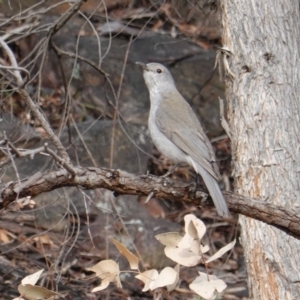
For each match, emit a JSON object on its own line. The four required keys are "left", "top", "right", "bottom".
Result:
{"left": 148, "top": 104, "right": 187, "bottom": 164}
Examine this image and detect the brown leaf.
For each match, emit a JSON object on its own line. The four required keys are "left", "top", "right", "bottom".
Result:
{"left": 110, "top": 238, "right": 139, "bottom": 270}
{"left": 18, "top": 284, "right": 59, "bottom": 300}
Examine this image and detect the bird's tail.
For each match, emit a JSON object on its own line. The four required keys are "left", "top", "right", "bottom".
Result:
{"left": 193, "top": 161, "right": 230, "bottom": 217}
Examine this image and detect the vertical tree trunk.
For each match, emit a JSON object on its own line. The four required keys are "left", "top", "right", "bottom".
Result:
{"left": 221, "top": 1, "right": 300, "bottom": 299}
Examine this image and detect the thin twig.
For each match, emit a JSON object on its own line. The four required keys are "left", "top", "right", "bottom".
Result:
{"left": 69, "top": 115, "right": 98, "bottom": 167}
{"left": 0, "top": 38, "right": 71, "bottom": 162}
{"left": 44, "top": 143, "right": 77, "bottom": 176}
{"left": 214, "top": 46, "right": 235, "bottom": 81}
{"left": 1, "top": 22, "right": 40, "bottom": 41}
{"left": 13, "top": 172, "right": 43, "bottom": 194}
{"left": 50, "top": 42, "right": 108, "bottom": 77}
{"left": 109, "top": 35, "right": 133, "bottom": 168}
{"left": 51, "top": 0, "right": 87, "bottom": 36}
{"left": 78, "top": 8, "right": 103, "bottom": 68}
{"left": 0, "top": 38, "right": 23, "bottom": 85}
{"left": 0, "top": 146, "right": 47, "bottom": 168}
{"left": 0, "top": 0, "right": 46, "bottom": 27}
{"left": 20, "top": 88, "right": 71, "bottom": 162}
{"left": 219, "top": 97, "right": 232, "bottom": 140}
{"left": 4, "top": 135, "right": 22, "bottom": 198}
{"left": 0, "top": 65, "right": 30, "bottom": 85}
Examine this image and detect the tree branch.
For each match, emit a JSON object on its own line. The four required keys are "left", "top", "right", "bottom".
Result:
{"left": 1, "top": 167, "right": 299, "bottom": 240}
{"left": 0, "top": 37, "right": 71, "bottom": 163}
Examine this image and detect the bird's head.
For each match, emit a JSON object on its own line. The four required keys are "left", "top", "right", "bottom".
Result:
{"left": 136, "top": 62, "right": 176, "bottom": 94}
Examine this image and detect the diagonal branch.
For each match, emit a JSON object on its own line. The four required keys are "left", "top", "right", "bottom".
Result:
{"left": 0, "top": 0, "right": 88, "bottom": 166}
{"left": 1, "top": 167, "right": 300, "bottom": 240}
{"left": 0, "top": 37, "right": 71, "bottom": 163}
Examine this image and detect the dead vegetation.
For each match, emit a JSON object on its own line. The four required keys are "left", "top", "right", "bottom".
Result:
{"left": 0, "top": 1, "right": 258, "bottom": 299}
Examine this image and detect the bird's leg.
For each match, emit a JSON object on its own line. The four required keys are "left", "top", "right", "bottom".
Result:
{"left": 163, "top": 163, "right": 181, "bottom": 177}
{"left": 195, "top": 173, "right": 200, "bottom": 185}
{"left": 189, "top": 173, "right": 200, "bottom": 195}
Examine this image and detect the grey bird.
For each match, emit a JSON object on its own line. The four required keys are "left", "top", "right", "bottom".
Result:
{"left": 136, "top": 62, "right": 229, "bottom": 217}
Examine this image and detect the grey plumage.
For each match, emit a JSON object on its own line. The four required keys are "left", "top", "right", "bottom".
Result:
{"left": 137, "top": 62, "right": 229, "bottom": 217}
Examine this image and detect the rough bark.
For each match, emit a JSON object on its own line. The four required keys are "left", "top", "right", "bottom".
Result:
{"left": 221, "top": 1, "right": 300, "bottom": 299}
{"left": 1, "top": 167, "right": 300, "bottom": 239}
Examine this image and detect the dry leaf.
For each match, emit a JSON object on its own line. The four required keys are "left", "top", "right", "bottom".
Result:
{"left": 136, "top": 269, "right": 159, "bottom": 292}
{"left": 156, "top": 215, "right": 210, "bottom": 265}
{"left": 183, "top": 214, "right": 198, "bottom": 237}
{"left": 18, "top": 285, "right": 59, "bottom": 300}
{"left": 174, "top": 264, "right": 180, "bottom": 273}
{"left": 206, "top": 239, "right": 236, "bottom": 263}
{"left": 177, "top": 232, "right": 200, "bottom": 254}
{"left": 110, "top": 238, "right": 139, "bottom": 270}
{"left": 91, "top": 278, "right": 110, "bottom": 292}
{"left": 155, "top": 232, "right": 183, "bottom": 247}
{"left": 184, "top": 214, "right": 206, "bottom": 240}
{"left": 164, "top": 246, "right": 201, "bottom": 267}
{"left": 33, "top": 235, "right": 54, "bottom": 246}
{"left": 152, "top": 266, "right": 179, "bottom": 291}
{"left": 201, "top": 245, "right": 210, "bottom": 254}
{"left": 168, "top": 264, "right": 180, "bottom": 291}
{"left": 186, "top": 218, "right": 198, "bottom": 239}
{"left": 189, "top": 272, "right": 227, "bottom": 300}
{"left": 86, "top": 260, "right": 119, "bottom": 279}
{"left": 0, "top": 229, "right": 13, "bottom": 243}
{"left": 190, "top": 217, "right": 206, "bottom": 240}
{"left": 86, "top": 259, "right": 121, "bottom": 291}
{"left": 21, "top": 269, "right": 44, "bottom": 286}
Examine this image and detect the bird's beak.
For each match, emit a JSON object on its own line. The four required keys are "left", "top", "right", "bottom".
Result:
{"left": 136, "top": 61, "right": 149, "bottom": 71}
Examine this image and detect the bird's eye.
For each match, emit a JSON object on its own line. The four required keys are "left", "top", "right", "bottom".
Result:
{"left": 156, "top": 69, "right": 162, "bottom": 74}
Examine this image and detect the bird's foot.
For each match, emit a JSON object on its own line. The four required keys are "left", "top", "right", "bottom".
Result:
{"left": 189, "top": 173, "right": 201, "bottom": 196}
{"left": 189, "top": 181, "right": 198, "bottom": 195}
{"left": 163, "top": 163, "right": 181, "bottom": 177}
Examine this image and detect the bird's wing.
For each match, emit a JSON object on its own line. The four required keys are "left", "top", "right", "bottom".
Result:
{"left": 155, "top": 92, "right": 220, "bottom": 180}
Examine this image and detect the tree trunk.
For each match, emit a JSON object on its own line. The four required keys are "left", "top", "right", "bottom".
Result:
{"left": 221, "top": 1, "right": 300, "bottom": 299}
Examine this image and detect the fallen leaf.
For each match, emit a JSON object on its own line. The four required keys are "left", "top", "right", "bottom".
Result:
{"left": 86, "top": 260, "right": 121, "bottom": 291}
{"left": 152, "top": 266, "right": 179, "bottom": 291}
{"left": 177, "top": 232, "right": 200, "bottom": 254}
{"left": 18, "top": 284, "right": 60, "bottom": 300}
{"left": 136, "top": 269, "right": 159, "bottom": 292}
{"left": 91, "top": 277, "right": 110, "bottom": 292}
{"left": 183, "top": 214, "right": 198, "bottom": 238}
{"left": 156, "top": 215, "right": 209, "bottom": 265}
{"left": 21, "top": 269, "right": 44, "bottom": 286}
{"left": 201, "top": 244, "right": 210, "bottom": 254}
{"left": 0, "top": 229, "right": 13, "bottom": 243}
{"left": 206, "top": 239, "right": 236, "bottom": 263}
{"left": 189, "top": 272, "right": 227, "bottom": 300}
{"left": 33, "top": 235, "right": 54, "bottom": 246}
{"left": 110, "top": 238, "right": 139, "bottom": 270}
{"left": 86, "top": 260, "right": 119, "bottom": 279}
{"left": 190, "top": 217, "right": 206, "bottom": 240}
{"left": 155, "top": 232, "right": 182, "bottom": 247}
{"left": 164, "top": 246, "right": 201, "bottom": 267}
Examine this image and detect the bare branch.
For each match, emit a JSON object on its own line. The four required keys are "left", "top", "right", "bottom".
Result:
{"left": 0, "top": 38, "right": 71, "bottom": 162}
{"left": 1, "top": 22, "right": 40, "bottom": 42}
{"left": 0, "top": 38, "right": 23, "bottom": 85}
{"left": 0, "top": 146, "right": 47, "bottom": 168}
{"left": 1, "top": 167, "right": 299, "bottom": 240}
{"left": 17, "top": 88, "right": 71, "bottom": 162}
{"left": 50, "top": 42, "right": 108, "bottom": 77}
{"left": 219, "top": 97, "right": 232, "bottom": 140}
{"left": 44, "top": 143, "right": 77, "bottom": 176}
{"left": 50, "top": 0, "right": 87, "bottom": 37}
